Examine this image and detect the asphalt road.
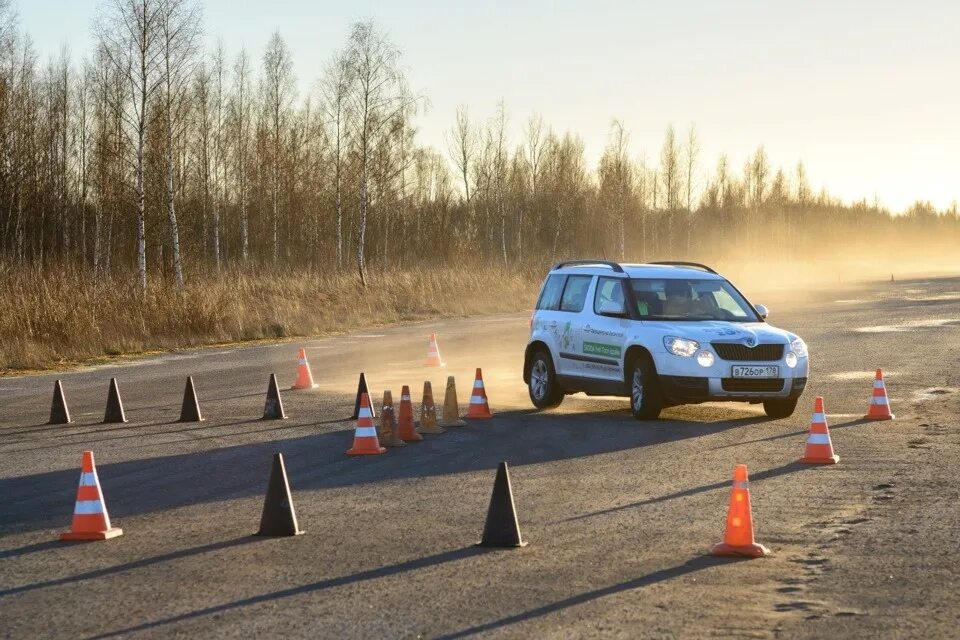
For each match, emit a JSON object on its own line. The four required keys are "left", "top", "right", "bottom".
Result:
{"left": 1, "top": 277, "right": 958, "bottom": 639}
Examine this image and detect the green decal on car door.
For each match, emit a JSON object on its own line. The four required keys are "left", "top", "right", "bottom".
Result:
{"left": 582, "top": 341, "right": 621, "bottom": 359}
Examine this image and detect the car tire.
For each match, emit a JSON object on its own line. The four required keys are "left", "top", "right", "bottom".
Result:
{"left": 528, "top": 350, "right": 564, "bottom": 409}
{"left": 763, "top": 397, "right": 798, "bottom": 419}
{"left": 628, "top": 355, "right": 664, "bottom": 420}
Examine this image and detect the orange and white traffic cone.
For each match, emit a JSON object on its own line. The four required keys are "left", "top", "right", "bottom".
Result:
{"left": 418, "top": 381, "right": 445, "bottom": 434}
{"left": 60, "top": 451, "right": 123, "bottom": 541}
{"left": 346, "top": 392, "right": 386, "bottom": 456}
{"left": 291, "top": 348, "right": 318, "bottom": 390}
{"left": 710, "top": 464, "right": 769, "bottom": 558}
{"left": 466, "top": 368, "right": 493, "bottom": 419}
{"left": 864, "top": 368, "right": 894, "bottom": 420}
{"left": 397, "top": 385, "right": 423, "bottom": 442}
{"left": 800, "top": 396, "right": 839, "bottom": 464}
{"left": 425, "top": 334, "right": 445, "bottom": 367}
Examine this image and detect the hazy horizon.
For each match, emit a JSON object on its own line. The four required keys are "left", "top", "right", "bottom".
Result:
{"left": 18, "top": 0, "right": 960, "bottom": 212}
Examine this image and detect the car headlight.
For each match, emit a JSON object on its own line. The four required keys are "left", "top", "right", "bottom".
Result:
{"left": 664, "top": 336, "right": 700, "bottom": 357}
{"left": 785, "top": 351, "right": 798, "bottom": 368}
{"left": 790, "top": 338, "right": 808, "bottom": 358}
{"left": 697, "top": 350, "right": 715, "bottom": 367}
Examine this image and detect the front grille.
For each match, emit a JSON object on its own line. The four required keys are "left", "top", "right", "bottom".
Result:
{"left": 721, "top": 378, "right": 786, "bottom": 393}
{"left": 712, "top": 342, "right": 784, "bottom": 361}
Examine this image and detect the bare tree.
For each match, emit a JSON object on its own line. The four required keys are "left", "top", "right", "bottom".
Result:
{"left": 346, "top": 20, "right": 412, "bottom": 286}
{"left": 598, "top": 120, "right": 632, "bottom": 260}
{"left": 447, "top": 105, "right": 474, "bottom": 206}
{"left": 231, "top": 48, "right": 251, "bottom": 262}
{"left": 262, "top": 31, "right": 294, "bottom": 265}
{"left": 320, "top": 49, "right": 352, "bottom": 270}
{"left": 96, "top": 0, "right": 163, "bottom": 293}
{"left": 683, "top": 124, "right": 699, "bottom": 250}
{"left": 210, "top": 41, "right": 225, "bottom": 271}
{"left": 157, "top": 0, "right": 200, "bottom": 287}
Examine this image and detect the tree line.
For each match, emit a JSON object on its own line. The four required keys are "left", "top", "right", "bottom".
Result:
{"left": 0, "top": 0, "right": 956, "bottom": 293}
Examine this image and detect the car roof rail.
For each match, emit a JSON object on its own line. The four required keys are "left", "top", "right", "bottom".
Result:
{"left": 646, "top": 261, "right": 718, "bottom": 274}
{"left": 552, "top": 259, "right": 625, "bottom": 273}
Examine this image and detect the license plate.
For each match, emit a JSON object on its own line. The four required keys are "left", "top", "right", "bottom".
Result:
{"left": 732, "top": 365, "right": 779, "bottom": 378}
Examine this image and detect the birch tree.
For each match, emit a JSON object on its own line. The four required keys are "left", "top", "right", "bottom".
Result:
{"left": 346, "top": 20, "right": 411, "bottom": 286}
{"left": 96, "top": 0, "right": 162, "bottom": 293}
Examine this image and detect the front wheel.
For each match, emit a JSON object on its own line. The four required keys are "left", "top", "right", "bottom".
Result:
{"left": 629, "top": 356, "right": 664, "bottom": 420}
{"left": 528, "top": 351, "right": 564, "bottom": 409}
{"left": 763, "top": 397, "right": 798, "bottom": 419}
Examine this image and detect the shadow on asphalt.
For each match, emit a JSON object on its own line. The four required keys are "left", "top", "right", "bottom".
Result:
{"left": 711, "top": 417, "right": 872, "bottom": 450}
{"left": 84, "top": 545, "right": 487, "bottom": 639}
{"left": 0, "top": 536, "right": 260, "bottom": 598}
{"left": 436, "top": 555, "right": 742, "bottom": 639}
{"left": 559, "top": 460, "right": 813, "bottom": 523}
{"left": 0, "top": 409, "right": 764, "bottom": 535}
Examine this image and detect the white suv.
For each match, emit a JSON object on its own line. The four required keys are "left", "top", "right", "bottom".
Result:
{"left": 523, "top": 261, "right": 809, "bottom": 420}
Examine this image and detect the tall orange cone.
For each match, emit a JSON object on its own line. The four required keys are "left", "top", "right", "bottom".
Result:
{"left": 425, "top": 333, "right": 445, "bottom": 367}
{"left": 800, "top": 397, "right": 840, "bottom": 464}
{"left": 291, "top": 348, "right": 318, "bottom": 390}
{"left": 378, "top": 390, "right": 406, "bottom": 448}
{"left": 438, "top": 376, "right": 466, "bottom": 427}
{"left": 397, "top": 385, "right": 423, "bottom": 442}
{"left": 864, "top": 368, "right": 894, "bottom": 420}
{"left": 418, "top": 381, "right": 445, "bottom": 434}
{"left": 710, "top": 464, "right": 769, "bottom": 558}
{"left": 346, "top": 392, "right": 386, "bottom": 456}
{"left": 60, "top": 451, "right": 123, "bottom": 541}
{"left": 466, "top": 368, "right": 493, "bottom": 419}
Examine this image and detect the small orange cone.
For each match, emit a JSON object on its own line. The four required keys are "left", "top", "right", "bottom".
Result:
{"left": 425, "top": 333, "right": 445, "bottom": 367}
{"left": 466, "top": 368, "right": 493, "bottom": 419}
{"left": 438, "top": 376, "right": 466, "bottom": 427}
{"left": 418, "top": 381, "right": 445, "bottom": 434}
{"left": 346, "top": 392, "right": 386, "bottom": 456}
{"left": 378, "top": 390, "right": 406, "bottom": 448}
{"left": 60, "top": 451, "right": 123, "bottom": 541}
{"left": 292, "top": 348, "right": 318, "bottom": 390}
{"left": 710, "top": 464, "right": 769, "bottom": 558}
{"left": 397, "top": 385, "right": 423, "bottom": 442}
{"left": 864, "top": 368, "right": 894, "bottom": 420}
{"left": 800, "top": 397, "right": 839, "bottom": 464}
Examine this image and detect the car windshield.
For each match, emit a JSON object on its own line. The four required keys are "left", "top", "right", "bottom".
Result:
{"left": 630, "top": 278, "right": 760, "bottom": 322}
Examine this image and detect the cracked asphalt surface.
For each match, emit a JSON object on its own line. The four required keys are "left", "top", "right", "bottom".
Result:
{"left": 1, "top": 276, "right": 958, "bottom": 639}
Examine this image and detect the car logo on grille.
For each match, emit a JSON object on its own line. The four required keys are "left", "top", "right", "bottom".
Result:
{"left": 744, "top": 336, "right": 757, "bottom": 347}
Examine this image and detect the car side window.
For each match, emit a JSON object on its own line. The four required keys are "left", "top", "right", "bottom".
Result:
{"left": 559, "top": 275, "right": 593, "bottom": 312}
{"left": 593, "top": 277, "right": 625, "bottom": 314}
{"left": 536, "top": 274, "right": 566, "bottom": 311}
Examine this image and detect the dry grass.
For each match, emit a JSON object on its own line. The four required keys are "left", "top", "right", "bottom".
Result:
{"left": 0, "top": 263, "right": 541, "bottom": 372}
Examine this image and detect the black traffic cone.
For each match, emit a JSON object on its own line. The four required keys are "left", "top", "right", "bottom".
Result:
{"left": 254, "top": 453, "right": 303, "bottom": 537}
{"left": 350, "top": 372, "right": 376, "bottom": 420}
{"left": 103, "top": 377, "right": 127, "bottom": 424}
{"left": 178, "top": 376, "right": 204, "bottom": 423}
{"left": 49, "top": 379, "right": 71, "bottom": 425}
{"left": 478, "top": 462, "right": 527, "bottom": 548}
{"left": 263, "top": 374, "right": 287, "bottom": 420}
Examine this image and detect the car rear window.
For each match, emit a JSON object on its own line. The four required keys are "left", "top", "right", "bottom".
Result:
{"left": 536, "top": 274, "right": 566, "bottom": 311}
{"left": 559, "top": 275, "right": 593, "bottom": 312}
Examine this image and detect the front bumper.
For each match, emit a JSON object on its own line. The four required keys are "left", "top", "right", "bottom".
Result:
{"left": 659, "top": 375, "right": 807, "bottom": 403}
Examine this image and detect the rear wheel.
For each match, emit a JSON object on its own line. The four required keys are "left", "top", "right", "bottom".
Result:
{"left": 763, "top": 397, "right": 798, "bottom": 419}
{"left": 528, "top": 351, "right": 564, "bottom": 409}
{"left": 629, "top": 356, "right": 664, "bottom": 420}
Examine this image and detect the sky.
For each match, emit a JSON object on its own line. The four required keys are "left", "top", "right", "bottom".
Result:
{"left": 18, "top": 0, "right": 960, "bottom": 212}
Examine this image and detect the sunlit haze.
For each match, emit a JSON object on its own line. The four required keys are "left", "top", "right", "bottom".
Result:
{"left": 21, "top": 0, "right": 960, "bottom": 212}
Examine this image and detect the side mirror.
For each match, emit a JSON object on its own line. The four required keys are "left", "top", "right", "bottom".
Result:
{"left": 754, "top": 304, "right": 769, "bottom": 320}
{"left": 598, "top": 300, "right": 626, "bottom": 317}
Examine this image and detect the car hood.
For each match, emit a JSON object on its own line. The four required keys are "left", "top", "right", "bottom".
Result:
{"left": 637, "top": 321, "right": 794, "bottom": 346}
